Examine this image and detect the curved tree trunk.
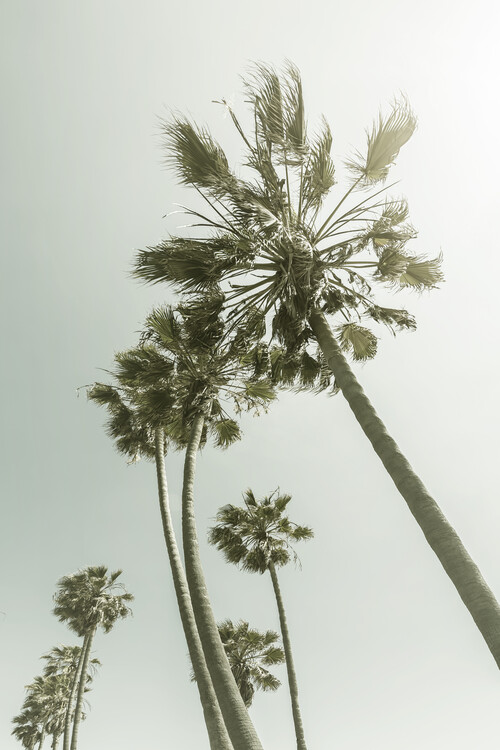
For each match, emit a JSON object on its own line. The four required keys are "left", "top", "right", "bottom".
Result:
{"left": 182, "top": 414, "right": 264, "bottom": 750}
{"left": 63, "top": 641, "right": 86, "bottom": 750}
{"left": 268, "top": 562, "right": 308, "bottom": 750}
{"left": 154, "top": 428, "right": 232, "bottom": 750}
{"left": 70, "top": 627, "right": 95, "bottom": 750}
{"left": 310, "top": 308, "right": 500, "bottom": 667}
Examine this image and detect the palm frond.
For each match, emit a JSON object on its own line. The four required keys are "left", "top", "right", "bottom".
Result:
{"left": 345, "top": 97, "right": 416, "bottom": 184}
{"left": 337, "top": 323, "right": 378, "bottom": 361}
{"left": 162, "top": 116, "right": 237, "bottom": 196}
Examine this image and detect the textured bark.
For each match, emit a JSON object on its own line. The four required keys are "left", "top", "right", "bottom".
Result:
{"left": 310, "top": 308, "right": 500, "bottom": 667}
{"left": 182, "top": 414, "right": 264, "bottom": 750}
{"left": 62, "top": 641, "right": 86, "bottom": 750}
{"left": 269, "top": 562, "right": 308, "bottom": 750}
{"left": 154, "top": 429, "right": 232, "bottom": 750}
{"left": 70, "top": 627, "right": 95, "bottom": 750}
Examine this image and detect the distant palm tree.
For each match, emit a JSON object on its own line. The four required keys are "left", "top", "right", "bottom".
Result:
{"left": 41, "top": 646, "right": 99, "bottom": 750}
{"left": 134, "top": 61, "right": 500, "bottom": 667}
{"left": 89, "top": 298, "right": 277, "bottom": 750}
{"left": 13, "top": 673, "right": 72, "bottom": 750}
{"left": 12, "top": 707, "right": 41, "bottom": 749}
{"left": 209, "top": 489, "right": 313, "bottom": 750}
{"left": 197, "top": 620, "right": 285, "bottom": 708}
{"left": 53, "top": 566, "right": 133, "bottom": 750}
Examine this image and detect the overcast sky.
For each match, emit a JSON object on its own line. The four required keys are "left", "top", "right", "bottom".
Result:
{"left": 2, "top": 1, "right": 500, "bottom": 748}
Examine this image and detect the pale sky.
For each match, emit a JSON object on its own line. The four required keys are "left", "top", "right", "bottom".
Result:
{"left": 2, "top": 1, "right": 500, "bottom": 748}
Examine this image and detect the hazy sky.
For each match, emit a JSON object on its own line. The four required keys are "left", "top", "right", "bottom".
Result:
{"left": 2, "top": 1, "right": 500, "bottom": 748}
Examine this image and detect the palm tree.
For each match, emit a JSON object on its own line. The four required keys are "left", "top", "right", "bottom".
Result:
{"left": 88, "top": 355, "right": 231, "bottom": 750}
{"left": 13, "top": 673, "right": 73, "bottom": 750}
{"left": 215, "top": 620, "right": 284, "bottom": 708}
{"left": 209, "top": 489, "right": 312, "bottom": 750}
{"left": 53, "top": 566, "right": 133, "bottom": 750}
{"left": 89, "top": 299, "right": 276, "bottom": 750}
{"left": 12, "top": 708, "right": 41, "bottom": 749}
{"left": 133, "top": 61, "right": 500, "bottom": 667}
{"left": 41, "top": 646, "right": 99, "bottom": 750}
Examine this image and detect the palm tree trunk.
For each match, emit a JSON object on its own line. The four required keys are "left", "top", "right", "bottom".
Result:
{"left": 309, "top": 308, "right": 500, "bottom": 667}
{"left": 154, "top": 428, "right": 232, "bottom": 750}
{"left": 70, "top": 628, "right": 95, "bottom": 750}
{"left": 37, "top": 722, "right": 47, "bottom": 750}
{"left": 182, "top": 413, "right": 264, "bottom": 750}
{"left": 63, "top": 639, "right": 87, "bottom": 750}
{"left": 268, "top": 562, "right": 308, "bottom": 750}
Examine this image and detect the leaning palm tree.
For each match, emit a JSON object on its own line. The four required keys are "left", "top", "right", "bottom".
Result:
{"left": 52, "top": 566, "right": 133, "bottom": 750}
{"left": 88, "top": 350, "right": 231, "bottom": 750}
{"left": 209, "top": 490, "right": 313, "bottom": 750}
{"left": 89, "top": 298, "right": 278, "bottom": 750}
{"left": 134, "top": 61, "right": 500, "bottom": 667}
{"left": 193, "top": 620, "right": 285, "bottom": 708}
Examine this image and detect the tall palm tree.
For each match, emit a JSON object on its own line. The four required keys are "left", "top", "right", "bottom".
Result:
{"left": 209, "top": 489, "right": 313, "bottom": 750}
{"left": 134, "top": 61, "right": 500, "bottom": 667}
{"left": 88, "top": 351, "right": 232, "bottom": 750}
{"left": 192, "top": 620, "right": 285, "bottom": 708}
{"left": 89, "top": 298, "right": 277, "bottom": 750}
{"left": 53, "top": 566, "right": 133, "bottom": 750}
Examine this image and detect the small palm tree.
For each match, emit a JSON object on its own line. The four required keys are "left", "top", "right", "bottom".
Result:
{"left": 89, "top": 299, "right": 275, "bottom": 750}
{"left": 219, "top": 620, "right": 284, "bottom": 708}
{"left": 13, "top": 673, "right": 75, "bottom": 750}
{"left": 209, "top": 489, "right": 313, "bottom": 750}
{"left": 12, "top": 708, "right": 41, "bottom": 749}
{"left": 134, "top": 61, "right": 500, "bottom": 667}
{"left": 41, "top": 646, "right": 99, "bottom": 750}
{"left": 53, "top": 566, "right": 133, "bottom": 750}
{"left": 192, "top": 620, "right": 284, "bottom": 707}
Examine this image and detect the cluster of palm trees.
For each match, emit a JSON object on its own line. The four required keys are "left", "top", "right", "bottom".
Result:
{"left": 14, "top": 61, "right": 500, "bottom": 749}
{"left": 92, "top": 60, "right": 500, "bottom": 748}
{"left": 12, "top": 566, "right": 132, "bottom": 750}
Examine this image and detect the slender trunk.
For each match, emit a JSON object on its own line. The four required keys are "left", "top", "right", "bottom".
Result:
{"left": 70, "top": 627, "right": 95, "bottom": 750}
{"left": 154, "top": 428, "right": 232, "bottom": 750}
{"left": 63, "top": 639, "right": 87, "bottom": 750}
{"left": 37, "top": 722, "right": 47, "bottom": 750}
{"left": 310, "top": 308, "right": 500, "bottom": 667}
{"left": 51, "top": 732, "right": 60, "bottom": 750}
{"left": 268, "top": 562, "right": 308, "bottom": 750}
{"left": 182, "top": 413, "right": 264, "bottom": 750}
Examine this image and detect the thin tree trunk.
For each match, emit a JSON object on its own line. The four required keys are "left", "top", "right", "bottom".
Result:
{"left": 268, "top": 562, "right": 308, "bottom": 750}
{"left": 51, "top": 732, "right": 61, "bottom": 750}
{"left": 182, "top": 413, "right": 264, "bottom": 750}
{"left": 70, "top": 627, "right": 95, "bottom": 750}
{"left": 154, "top": 428, "right": 232, "bottom": 750}
{"left": 310, "top": 308, "right": 500, "bottom": 667}
{"left": 37, "top": 722, "right": 47, "bottom": 750}
{"left": 63, "top": 639, "right": 87, "bottom": 750}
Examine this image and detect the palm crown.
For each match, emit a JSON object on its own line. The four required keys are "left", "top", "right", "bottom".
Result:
{"left": 192, "top": 619, "right": 285, "bottom": 708}
{"left": 53, "top": 566, "right": 133, "bottom": 637}
{"left": 209, "top": 489, "right": 313, "bottom": 574}
{"left": 134, "top": 61, "right": 443, "bottom": 363}
{"left": 88, "top": 297, "right": 277, "bottom": 461}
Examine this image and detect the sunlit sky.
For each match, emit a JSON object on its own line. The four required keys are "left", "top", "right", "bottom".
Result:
{"left": 2, "top": 1, "right": 500, "bottom": 748}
